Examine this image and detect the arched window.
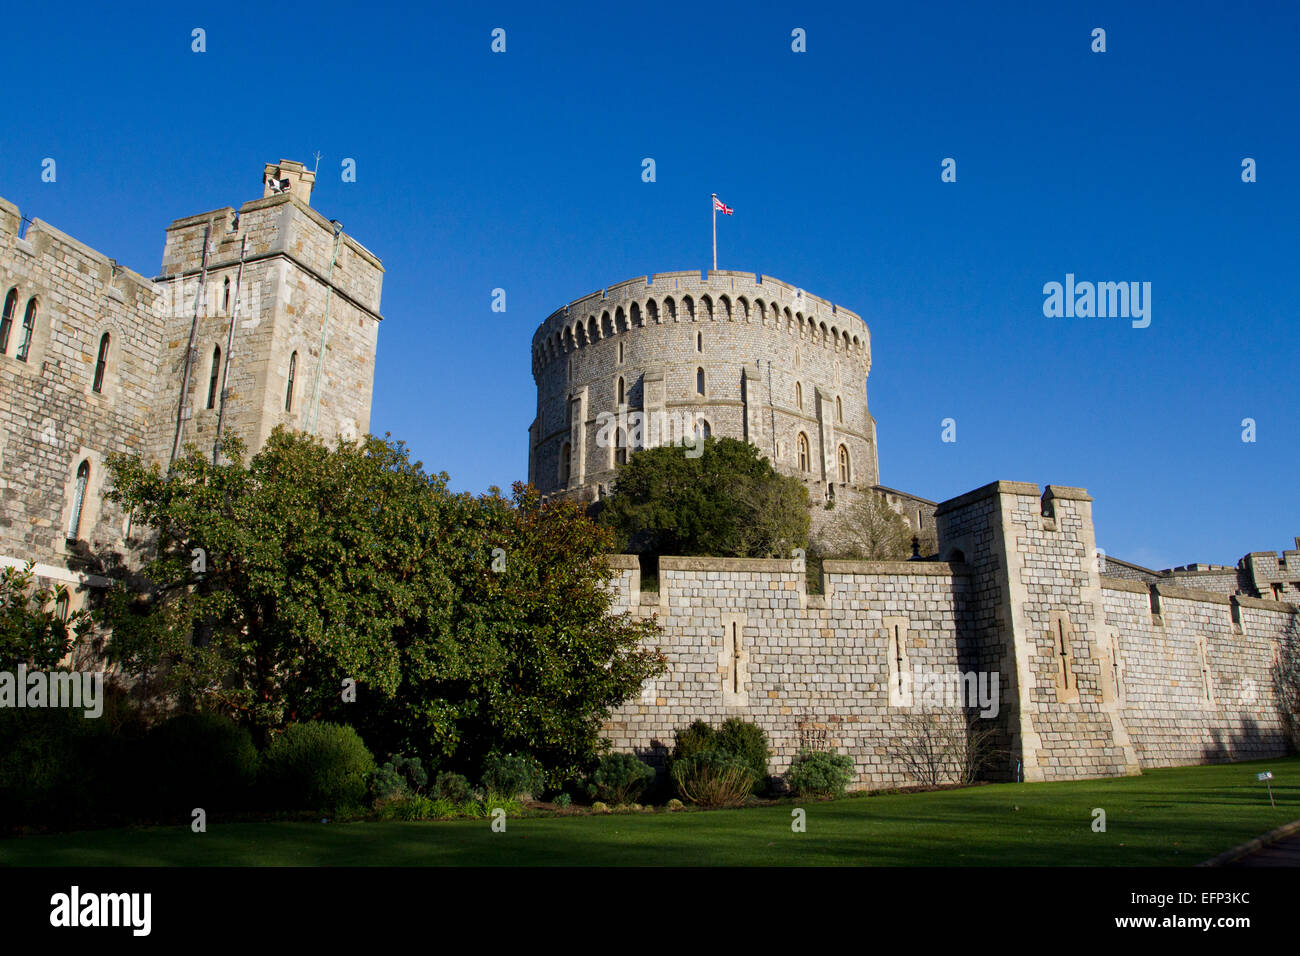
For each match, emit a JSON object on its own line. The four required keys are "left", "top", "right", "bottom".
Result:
{"left": 285, "top": 351, "right": 297, "bottom": 412}
{"left": 16, "top": 298, "right": 37, "bottom": 362}
{"left": 67, "top": 460, "right": 90, "bottom": 540}
{"left": 0, "top": 288, "right": 16, "bottom": 353}
{"left": 838, "top": 444, "right": 850, "bottom": 483}
{"left": 207, "top": 345, "right": 222, "bottom": 409}
{"left": 835, "top": 396, "right": 843, "bottom": 422}
{"left": 616, "top": 376, "right": 625, "bottom": 405}
{"left": 222, "top": 277, "right": 231, "bottom": 312}
{"left": 696, "top": 331, "right": 702, "bottom": 352}
{"left": 92, "top": 333, "right": 110, "bottom": 393}
{"left": 795, "top": 382, "right": 802, "bottom": 409}
{"left": 618, "top": 341, "right": 624, "bottom": 364}
{"left": 797, "top": 433, "right": 810, "bottom": 472}
{"left": 696, "top": 367, "right": 705, "bottom": 395}
{"left": 693, "top": 418, "right": 711, "bottom": 441}
{"left": 559, "top": 442, "right": 571, "bottom": 485}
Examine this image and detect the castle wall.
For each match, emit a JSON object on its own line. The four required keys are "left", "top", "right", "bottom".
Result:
{"left": 0, "top": 164, "right": 383, "bottom": 616}
{"left": 1243, "top": 548, "right": 1300, "bottom": 601}
{"left": 1102, "top": 578, "right": 1294, "bottom": 768}
{"left": 0, "top": 198, "right": 162, "bottom": 572}
{"left": 603, "top": 555, "right": 973, "bottom": 790}
{"left": 603, "top": 479, "right": 1297, "bottom": 792}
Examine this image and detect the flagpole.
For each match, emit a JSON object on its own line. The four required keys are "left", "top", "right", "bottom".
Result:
{"left": 711, "top": 192, "right": 717, "bottom": 271}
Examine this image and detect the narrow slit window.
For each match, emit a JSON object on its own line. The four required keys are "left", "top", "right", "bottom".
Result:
{"left": 67, "top": 460, "right": 90, "bottom": 541}
{"left": 16, "top": 298, "right": 36, "bottom": 361}
{"left": 885, "top": 617, "right": 912, "bottom": 706}
{"left": 0, "top": 288, "right": 16, "bottom": 353}
{"left": 92, "top": 333, "right": 110, "bottom": 393}
{"left": 207, "top": 345, "right": 222, "bottom": 409}
{"left": 731, "top": 622, "right": 740, "bottom": 693}
{"left": 285, "top": 351, "right": 297, "bottom": 412}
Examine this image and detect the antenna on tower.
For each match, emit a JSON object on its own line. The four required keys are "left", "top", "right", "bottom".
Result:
{"left": 312, "top": 151, "right": 323, "bottom": 175}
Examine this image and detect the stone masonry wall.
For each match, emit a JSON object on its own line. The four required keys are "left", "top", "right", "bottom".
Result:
{"left": 0, "top": 164, "right": 383, "bottom": 620}
{"left": 0, "top": 198, "right": 162, "bottom": 580}
{"left": 1103, "top": 577, "right": 1294, "bottom": 767}
{"left": 602, "top": 555, "right": 972, "bottom": 791}
{"left": 603, "top": 480, "right": 1298, "bottom": 791}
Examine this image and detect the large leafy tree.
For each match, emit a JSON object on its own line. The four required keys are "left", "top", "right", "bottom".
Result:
{"left": 359, "top": 485, "right": 665, "bottom": 779}
{"left": 597, "top": 436, "right": 810, "bottom": 559}
{"left": 102, "top": 429, "right": 663, "bottom": 779}
{"left": 0, "top": 562, "right": 93, "bottom": 670}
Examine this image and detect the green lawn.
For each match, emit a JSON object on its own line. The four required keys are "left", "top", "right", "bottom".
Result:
{"left": 3, "top": 756, "right": 1296, "bottom": 866}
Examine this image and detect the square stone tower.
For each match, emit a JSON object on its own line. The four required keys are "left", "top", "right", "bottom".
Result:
{"left": 934, "top": 481, "right": 1140, "bottom": 782}
{"left": 149, "top": 159, "right": 384, "bottom": 466}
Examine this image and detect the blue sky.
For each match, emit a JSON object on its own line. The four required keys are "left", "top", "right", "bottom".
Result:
{"left": 2, "top": 1, "right": 1296, "bottom": 569}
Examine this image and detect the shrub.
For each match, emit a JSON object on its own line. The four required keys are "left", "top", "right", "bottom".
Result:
{"left": 589, "top": 753, "right": 655, "bottom": 805}
{"left": 369, "top": 754, "right": 428, "bottom": 802}
{"left": 0, "top": 705, "right": 109, "bottom": 828}
{"left": 376, "top": 794, "right": 437, "bottom": 821}
{"left": 716, "top": 718, "right": 770, "bottom": 793}
{"left": 260, "top": 721, "right": 376, "bottom": 811}
{"left": 786, "top": 749, "right": 855, "bottom": 798}
{"left": 666, "top": 798, "right": 684, "bottom": 811}
{"left": 591, "top": 801, "right": 611, "bottom": 814}
{"left": 144, "top": 712, "right": 259, "bottom": 812}
{"left": 670, "top": 749, "right": 757, "bottom": 808}
{"left": 668, "top": 718, "right": 769, "bottom": 795}
{"left": 669, "top": 720, "right": 716, "bottom": 766}
{"left": 432, "top": 771, "right": 473, "bottom": 804}
{"left": 553, "top": 792, "right": 572, "bottom": 808}
{"left": 480, "top": 752, "right": 544, "bottom": 800}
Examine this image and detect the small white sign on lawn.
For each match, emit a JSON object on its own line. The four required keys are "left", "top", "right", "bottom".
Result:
{"left": 1257, "top": 771, "right": 1275, "bottom": 808}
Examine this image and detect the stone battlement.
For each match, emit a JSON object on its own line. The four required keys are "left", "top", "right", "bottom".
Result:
{"left": 528, "top": 272, "right": 880, "bottom": 522}
{"left": 0, "top": 160, "right": 383, "bottom": 602}
{"left": 603, "top": 478, "right": 1297, "bottom": 790}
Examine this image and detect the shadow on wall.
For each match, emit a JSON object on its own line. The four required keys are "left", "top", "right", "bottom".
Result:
{"left": 1272, "top": 608, "right": 1300, "bottom": 753}
{"left": 1201, "top": 716, "right": 1290, "bottom": 766}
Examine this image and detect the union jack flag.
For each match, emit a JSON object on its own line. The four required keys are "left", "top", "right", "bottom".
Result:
{"left": 713, "top": 197, "right": 733, "bottom": 215}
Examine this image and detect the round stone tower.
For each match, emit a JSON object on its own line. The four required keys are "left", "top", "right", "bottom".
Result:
{"left": 527, "top": 270, "right": 878, "bottom": 518}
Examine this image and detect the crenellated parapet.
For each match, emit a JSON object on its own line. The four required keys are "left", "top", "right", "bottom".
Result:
{"left": 528, "top": 270, "right": 879, "bottom": 509}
